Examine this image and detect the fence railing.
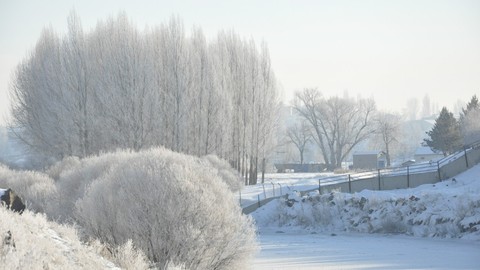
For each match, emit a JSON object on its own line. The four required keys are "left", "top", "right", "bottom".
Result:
{"left": 242, "top": 139, "right": 480, "bottom": 214}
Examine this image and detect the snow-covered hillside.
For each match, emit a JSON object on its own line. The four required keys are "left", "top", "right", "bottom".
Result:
{"left": 252, "top": 164, "right": 480, "bottom": 240}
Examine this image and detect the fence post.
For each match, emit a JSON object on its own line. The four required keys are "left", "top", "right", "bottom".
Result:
{"left": 318, "top": 179, "right": 321, "bottom": 195}
{"left": 261, "top": 158, "right": 266, "bottom": 184}
{"left": 239, "top": 190, "right": 242, "bottom": 205}
{"left": 464, "top": 147, "right": 469, "bottom": 168}
{"left": 348, "top": 174, "right": 352, "bottom": 193}
{"left": 377, "top": 169, "right": 381, "bottom": 190}
{"left": 437, "top": 161, "right": 441, "bottom": 181}
{"left": 270, "top": 182, "right": 275, "bottom": 197}
{"left": 407, "top": 166, "right": 410, "bottom": 188}
{"left": 257, "top": 194, "right": 261, "bottom": 207}
{"left": 262, "top": 183, "right": 267, "bottom": 199}
{"left": 277, "top": 183, "right": 282, "bottom": 195}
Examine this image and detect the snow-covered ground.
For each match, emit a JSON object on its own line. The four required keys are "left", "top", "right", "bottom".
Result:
{"left": 0, "top": 206, "right": 122, "bottom": 269}
{"left": 238, "top": 172, "right": 335, "bottom": 207}
{"left": 250, "top": 164, "right": 480, "bottom": 269}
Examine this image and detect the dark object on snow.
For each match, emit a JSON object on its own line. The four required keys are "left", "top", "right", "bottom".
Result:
{"left": 452, "top": 178, "right": 457, "bottom": 183}
{"left": 0, "top": 188, "right": 26, "bottom": 214}
{"left": 286, "top": 198, "right": 297, "bottom": 207}
{"left": 3, "top": 230, "right": 15, "bottom": 249}
{"left": 409, "top": 195, "right": 420, "bottom": 202}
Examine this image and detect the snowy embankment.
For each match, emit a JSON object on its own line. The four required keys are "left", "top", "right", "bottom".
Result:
{"left": 0, "top": 207, "right": 125, "bottom": 269}
{"left": 252, "top": 164, "right": 480, "bottom": 240}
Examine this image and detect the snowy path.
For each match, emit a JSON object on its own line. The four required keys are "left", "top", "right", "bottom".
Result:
{"left": 254, "top": 231, "right": 480, "bottom": 269}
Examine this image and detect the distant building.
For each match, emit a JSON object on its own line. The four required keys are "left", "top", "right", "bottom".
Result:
{"left": 414, "top": 147, "right": 444, "bottom": 163}
{"left": 352, "top": 151, "right": 385, "bottom": 170}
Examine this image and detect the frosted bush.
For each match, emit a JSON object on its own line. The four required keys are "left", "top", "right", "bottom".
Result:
{"left": 311, "top": 203, "right": 335, "bottom": 226}
{"left": 74, "top": 148, "right": 257, "bottom": 269}
{"left": 90, "top": 239, "right": 150, "bottom": 270}
{"left": 47, "top": 150, "right": 134, "bottom": 221}
{"left": 378, "top": 217, "right": 407, "bottom": 234}
{"left": 0, "top": 164, "right": 56, "bottom": 213}
{"left": 202, "top": 154, "right": 243, "bottom": 191}
{"left": 45, "top": 156, "right": 81, "bottom": 180}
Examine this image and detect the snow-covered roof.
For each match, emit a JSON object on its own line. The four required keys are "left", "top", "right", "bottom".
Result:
{"left": 353, "top": 151, "right": 379, "bottom": 156}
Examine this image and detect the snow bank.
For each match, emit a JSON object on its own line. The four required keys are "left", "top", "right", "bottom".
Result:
{"left": 252, "top": 164, "right": 480, "bottom": 240}
{"left": 0, "top": 207, "right": 125, "bottom": 269}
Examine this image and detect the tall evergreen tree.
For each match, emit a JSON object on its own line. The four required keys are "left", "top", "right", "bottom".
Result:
{"left": 424, "top": 107, "right": 462, "bottom": 156}
{"left": 462, "top": 95, "right": 479, "bottom": 115}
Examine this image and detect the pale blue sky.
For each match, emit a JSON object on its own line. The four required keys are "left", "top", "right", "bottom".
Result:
{"left": 1, "top": 0, "right": 480, "bottom": 124}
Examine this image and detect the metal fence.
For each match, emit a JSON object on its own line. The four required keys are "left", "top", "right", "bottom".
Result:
{"left": 242, "top": 139, "right": 480, "bottom": 214}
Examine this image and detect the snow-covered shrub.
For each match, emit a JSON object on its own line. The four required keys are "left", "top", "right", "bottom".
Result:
{"left": 45, "top": 156, "right": 81, "bottom": 181}
{"left": 202, "top": 154, "right": 243, "bottom": 191}
{"left": 74, "top": 148, "right": 257, "bottom": 269}
{"left": 47, "top": 151, "right": 134, "bottom": 221}
{"left": 90, "top": 239, "right": 150, "bottom": 270}
{"left": 0, "top": 164, "right": 56, "bottom": 213}
{"left": 0, "top": 207, "right": 123, "bottom": 269}
{"left": 378, "top": 217, "right": 407, "bottom": 234}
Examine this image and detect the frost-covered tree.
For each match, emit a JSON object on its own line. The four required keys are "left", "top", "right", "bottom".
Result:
{"left": 62, "top": 12, "right": 92, "bottom": 157}
{"left": 286, "top": 120, "right": 312, "bottom": 164}
{"left": 424, "top": 107, "right": 462, "bottom": 156}
{"left": 10, "top": 27, "right": 65, "bottom": 158}
{"left": 421, "top": 94, "right": 431, "bottom": 118}
{"left": 9, "top": 12, "right": 279, "bottom": 175}
{"left": 373, "top": 112, "right": 403, "bottom": 167}
{"left": 294, "top": 88, "right": 376, "bottom": 169}
{"left": 459, "top": 95, "right": 480, "bottom": 145}
{"left": 405, "top": 97, "right": 419, "bottom": 121}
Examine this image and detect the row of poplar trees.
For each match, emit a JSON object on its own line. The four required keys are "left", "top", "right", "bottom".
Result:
{"left": 10, "top": 12, "right": 279, "bottom": 184}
